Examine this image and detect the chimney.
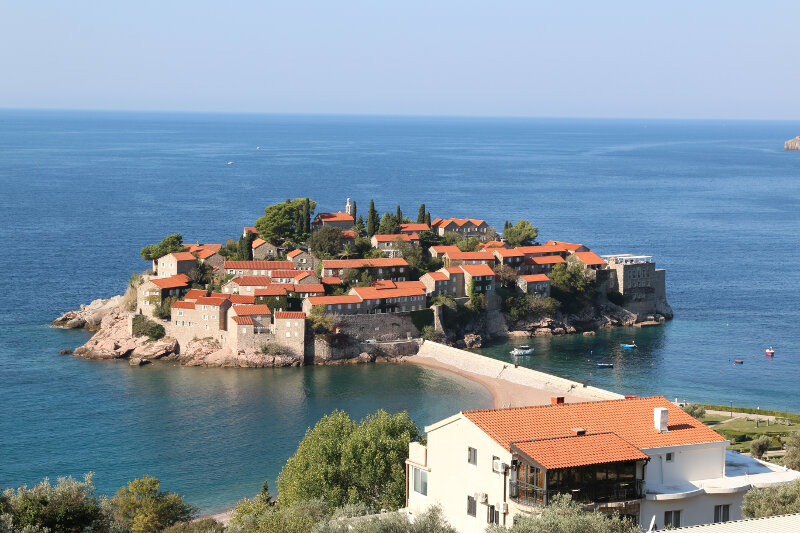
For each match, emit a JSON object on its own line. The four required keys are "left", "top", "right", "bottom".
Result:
{"left": 551, "top": 396, "right": 565, "bottom": 405}
{"left": 571, "top": 428, "right": 586, "bottom": 436}
{"left": 654, "top": 407, "right": 669, "bottom": 432}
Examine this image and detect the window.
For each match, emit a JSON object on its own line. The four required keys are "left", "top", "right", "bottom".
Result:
{"left": 665, "top": 452, "right": 674, "bottom": 462}
{"left": 714, "top": 504, "right": 730, "bottom": 523}
{"left": 468, "top": 447, "right": 477, "bottom": 465}
{"left": 664, "top": 510, "right": 681, "bottom": 528}
{"left": 412, "top": 467, "right": 428, "bottom": 496}
{"left": 467, "top": 495, "right": 476, "bottom": 517}
{"left": 286, "top": 332, "right": 291, "bottom": 338}
{"left": 487, "top": 505, "right": 499, "bottom": 525}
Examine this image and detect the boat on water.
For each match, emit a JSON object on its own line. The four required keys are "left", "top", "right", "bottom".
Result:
{"left": 510, "top": 345, "right": 534, "bottom": 356}
{"left": 596, "top": 363, "right": 614, "bottom": 368}
{"left": 766, "top": 346, "right": 775, "bottom": 356}
{"left": 620, "top": 343, "right": 637, "bottom": 349}
{"left": 734, "top": 359, "right": 744, "bottom": 364}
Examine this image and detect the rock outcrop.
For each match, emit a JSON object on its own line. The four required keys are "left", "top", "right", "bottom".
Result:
{"left": 785, "top": 136, "right": 800, "bottom": 151}
{"left": 51, "top": 295, "right": 124, "bottom": 330}
{"left": 72, "top": 308, "right": 178, "bottom": 360}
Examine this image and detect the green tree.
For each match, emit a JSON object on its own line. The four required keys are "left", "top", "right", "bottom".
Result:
{"left": 277, "top": 410, "right": 421, "bottom": 512}
{"left": 162, "top": 518, "right": 224, "bottom": 533}
{"left": 378, "top": 213, "right": 399, "bottom": 235}
{"left": 493, "top": 263, "right": 518, "bottom": 288}
{"left": 188, "top": 260, "right": 213, "bottom": 288}
{"left": 308, "top": 226, "right": 345, "bottom": 259}
{"left": 742, "top": 478, "right": 800, "bottom": 518}
{"left": 417, "top": 203, "right": 426, "bottom": 223}
{"left": 456, "top": 236, "right": 481, "bottom": 252}
{"left": 313, "top": 505, "right": 456, "bottom": 533}
{"left": 303, "top": 198, "right": 312, "bottom": 236}
{"left": 504, "top": 219, "right": 539, "bottom": 247}
{"left": 140, "top": 234, "right": 186, "bottom": 261}
{"left": 228, "top": 498, "right": 327, "bottom": 533}
{"left": 109, "top": 475, "right": 196, "bottom": 533}
{"left": 784, "top": 434, "right": 800, "bottom": 471}
{"left": 549, "top": 257, "right": 597, "bottom": 313}
{"left": 0, "top": 473, "right": 107, "bottom": 533}
{"left": 750, "top": 436, "right": 772, "bottom": 459}
{"left": 255, "top": 199, "right": 317, "bottom": 244}
{"left": 366, "top": 200, "right": 379, "bottom": 238}
{"left": 395, "top": 205, "right": 402, "bottom": 223}
{"left": 350, "top": 200, "right": 356, "bottom": 223}
{"left": 353, "top": 215, "right": 365, "bottom": 238}
{"left": 681, "top": 404, "right": 706, "bottom": 419}
{"left": 152, "top": 296, "right": 178, "bottom": 321}
{"left": 486, "top": 493, "right": 639, "bottom": 533}
{"left": 425, "top": 211, "right": 431, "bottom": 226}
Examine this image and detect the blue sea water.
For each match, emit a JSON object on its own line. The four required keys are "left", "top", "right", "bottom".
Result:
{"left": 1, "top": 110, "right": 799, "bottom": 511}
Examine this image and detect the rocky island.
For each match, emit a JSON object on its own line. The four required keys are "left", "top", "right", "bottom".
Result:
{"left": 786, "top": 136, "right": 800, "bottom": 150}
{"left": 53, "top": 197, "right": 672, "bottom": 366}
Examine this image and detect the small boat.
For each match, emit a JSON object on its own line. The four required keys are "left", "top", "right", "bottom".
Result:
{"left": 766, "top": 346, "right": 775, "bottom": 356}
{"left": 596, "top": 363, "right": 614, "bottom": 368}
{"left": 620, "top": 343, "right": 637, "bottom": 349}
{"left": 510, "top": 345, "right": 534, "bottom": 356}
{"left": 733, "top": 359, "right": 744, "bottom": 365}
{"left": 227, "top": 161, "right": 234, "bottom": 165}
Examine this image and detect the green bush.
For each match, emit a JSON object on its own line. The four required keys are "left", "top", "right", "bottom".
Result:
{"left": 421, "top": 325, "right": 444, "bottom": 342}
{"left": 750, "top": 436, "right": 772, "bottom": 459}
{"left": 261, "top": 343, "right": 285, "bottom": 356}
{"left": 162, "top": 518, "right": 225, "bottom": 533}
{"left": 410, "top": 308, "right": 434, "bottom": 331}
{"left": 682, "top": 404, "right": 706, "bottom": 419}
{"left": 743, "top": 478, "right": 800, "bottom": 517}
{"left": 132, "top": 315, "right": 165, "bottom": 340}
{"left": 153, "top": 296, "right": 177, "bottom": 320}
{"left": 109, "top": 475, "right": 196, "bottom": 533}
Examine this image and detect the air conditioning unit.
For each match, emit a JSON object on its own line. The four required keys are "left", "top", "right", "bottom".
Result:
{"left": 492, "top": 459, "right": 508, "bottom": 473}
{"left": 498, "top": 502, "right": 509, "bottom": 514}
{"left": 474, "top": 492, "right": 488, "bottom": 504}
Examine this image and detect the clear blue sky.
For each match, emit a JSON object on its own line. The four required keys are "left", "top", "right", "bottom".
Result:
{"left": 2, "top": 1, "right": 798, "bottom": 119}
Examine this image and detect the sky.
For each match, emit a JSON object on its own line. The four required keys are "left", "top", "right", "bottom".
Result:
{"left": 1, "top": 1, "right": 799, "bottom": 119}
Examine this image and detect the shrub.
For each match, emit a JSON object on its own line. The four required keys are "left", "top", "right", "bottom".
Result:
{"left": 410, "top": 308, "right": 434, "bottom": 331}
{"left": 743, "top": 478, "right": 800, "bottom": 517}
{"left": 109, "top": 475, "right": 196, "bottom": 533}
{"left": 750, "top": 436, "right": 772, "bottom": 459}
{"left": 162, "top": 518, "right": 225, "bottom": 533}
{"left": 261, "top": 343, "right": 285, "bottom": 356}
{"left": 313, "top": 505, "right": 456, "bottom": 533}
{"left": 682, "top": 403, "right": 706, "bottom": 419}
{"left": 421, "top": 326, "right": 444, "bottom": 342}
{"left": 132, "top": 315, "right": 165, "bottom": 340}
{"left": 153, "top": 296, "right": 177, "bottom": 320}
{"left": 784, "top": 434, "right": 800, "bottom": 471}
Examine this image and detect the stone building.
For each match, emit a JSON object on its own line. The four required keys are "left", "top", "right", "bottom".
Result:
{"left": 169, "top": 297, "right": 231, "bottom": 345}
{"left": 272, "top": 311, "right": 307, "bottom": 357}
{"left": 153, "top": 251, "right": 196, "bottom": 278}
{"left": 431, "top": 218, "right": 492, "bottom": 239}
{"left": 287, "top": 248, "right": 318, "bottom": 271}
{"left": 251, "top": 238, "right": 281, "bottom": 260}
{"left": 599, "top": 255, "right": 672, "bottom": 319}
{"left": 321, "top": 258, "right": 409, "bottom": 281}
{"left": 517, "top": 274, "right": 551, "bottom": 297}
{"left": 136, "top": 274, "right": 190, "bottom": 316}
{"left": 224, "top": 260, "right": 295, "bottom": 277}
{"left": 370, "top": 233, "right": 420, "bottom": 258}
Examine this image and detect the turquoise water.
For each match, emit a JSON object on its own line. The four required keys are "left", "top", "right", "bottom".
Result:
{"left": 1, "top": 110, "right": 799, "bottom": 510}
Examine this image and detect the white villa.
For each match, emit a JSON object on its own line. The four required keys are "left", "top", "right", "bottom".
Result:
{"left": 404, "top": 396, "right": 800, "bottom": 532}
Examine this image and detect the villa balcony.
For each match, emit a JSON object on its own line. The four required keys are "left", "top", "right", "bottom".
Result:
{"left": 510, "top": 479, "right": 644, "bottom": 508}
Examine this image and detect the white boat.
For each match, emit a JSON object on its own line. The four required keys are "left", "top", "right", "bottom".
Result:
{"left": 510, "top": 345, "right": 534, "bottom": 356}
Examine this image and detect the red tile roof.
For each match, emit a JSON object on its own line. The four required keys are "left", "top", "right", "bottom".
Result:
{"left": 342, "top": 230, "right": 355, "bottom": 240}
{"left": 492, "top": 247, "right": 525, "bottom": 258}
{"left": 350, "top": 286, "right": 426, "bottom": 300}
{"left": 243, "top": 226, "right": 257, "bottom": 234}
{"left": 232, "top": 316, "right": 253, "bottom": 325}
{"left": 315, "top": 212, "right": 354, "bottom": 223}
{"left": 372, "top": 233, "right": 419, "bottom": 242}
{"left": 193, "top": 248, "right": 217, "bottom": 259}
{"left": 521, "top": 274, "right": 550, "bottom": 282}
{"left": 445, "top": 250, "right": 495, "bottom": 260}
{"left": 170, "top": 251, "right": 197, "bottom": 261}
{"left": 432, "top": 217, "right": 487, "bottom": 228}
{"left": 527, "top": 255, "right": 566, "bottom": 265}
{"left": 292, "top": 284, "right": 325, "bottom": 293}
{"left": 423, "top": 272, "right": 449, "bottom": 281}
{"left": 575, "top": 251, "right": 607, "bottom": 266}
{"left": 399, "top": 223, "right": 430, "bottom": 232}
{"left": 270, "top": 270, "right": 304, "bottom": 279}
{"left": 322, "top": 258, "right": 408, "bottom": 269}
{"left": 444, "top": 267, "right": 464, "bottom": 275}
{"left": 230, "top": 276, "right": 272, "bottom": 286}
{"left": 150, "top": 274, "right": 190, "bottom": 289}
{"left": 321, "top": 276, "right": 343, "bottom": 285}
{"left": 227, "top": 294, "right": 255, "bottom": 304}
{"left": 373, "top": 280, "right": 397, "bottom": 289}
{"left": 430, "top": 245, "right": 461, "bottom": 254}
{"left": 479, "top": 240, "right": 508, "bottom": 249}
{"left": 254, "top": 286, "right": 289, "bottom": 296}
{"left": 514, "top": 433, "right": 649, "bottom": 470}
{"left": 517, "top": 245, "right": 567, "bottom": 255}
{"left": 307, "top": 295, "right": 362, "bottom": 305}
{"left": 194, "top": 297, "right": 227, "bottom": 306}
{"left": 252, "top": 238, "right": 266, "bottom": 248}
{"left": 224, "top": 261, "right": 294, "bottom": 270}
{"left": 275, "top": 311, "right": 306, "bottom": 319}
{"left": 545, "top": 240, "right": 584, "bottom": 251}
{"left": 172, "top": 301, "right": 196, "bottom": 309}
{"left": 188, "top": 243, "right": 222, "bottom": 253}
{"left": 462, "top": 396, "right": 726, "bottom": 451}
{"left": 183, "top": 289, "right": 208, "bottom": 300}
{"left": 287, "top": 249, "right": 304, "bottom": 258}
{"left": 460, "top": 264, "right": 495, "bottom": 277}
{"left": 394, "top": 280, "right": 426, "bottom": 290}
{"left": 232, "top": 305, "right": 272, "bottom": 316}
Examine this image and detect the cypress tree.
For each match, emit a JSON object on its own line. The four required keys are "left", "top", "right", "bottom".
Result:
{"left": 396, "top": 205, "right": 402, "bottom": 223}
{"left": 302, "top": 198, "right": 311, "bottom": 235}
{"left": 351, "top": 200, "right": 357, "bottom": 222}
{"left": 425, "top": 211, "right": 431, "bottom": 226}
{"left": 417, "top": 203, "right": 426, "bottom": 223}
{"left": 367, "top": 200, "right": 379, "bottom": 237}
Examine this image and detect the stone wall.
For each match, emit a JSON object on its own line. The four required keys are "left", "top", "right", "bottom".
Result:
{"left": 336, "top": 312, "right": 420, "bottom": 341}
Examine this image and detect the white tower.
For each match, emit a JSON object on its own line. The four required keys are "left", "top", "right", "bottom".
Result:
{"left": 345, "top": 198, "right": 352, "bottom": 215}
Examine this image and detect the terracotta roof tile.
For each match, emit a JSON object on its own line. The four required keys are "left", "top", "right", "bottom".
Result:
{"left": 150, "top": 274, "right": 190, "bottom": 289}
{"left": 350, "top": 286, "right": 426, "bottom": 300}
{"left": 183, "top": 289, "right": 208, "bottom": 300}
{"left": 492, "top": 247, "right": 525, "bottom": 258}
{"left": 287, "top": 249, "right": 304, "bottom": 258}
{"left": 170, "top": 252, "right": 197, "bottom": 261}
{"left": 430, "top": 245, "right": 461, "bottom": 254}
{"left": 194, "top": 297, "right": 227, "bottom": 306}
{"left": 232, "top": 316, "right": 253, "bottom": 325}
{"left": 307, "top": 295, "right": 362, "bottom": 305}
{"left": 526, "top": 255, "right": 566, "bottom": 265}
{"left": 372, "top": 233, "right": 419, "bottom": 242}
{"left": 232, "top": 305, "right": 272, "bottom": 316}
{"left": 292, "top": 284, "right": 325, "bottom": 293}
{"left": 243, "top": 226, "right": 257, "bottom": 234}
{"left": 513, "top": 433, "right": 649, "bottom": 470}
{"left": 432, "top": 217, "right": 486, "bottom": 228}
{"left": 227, "top": 294, "right": 255, "bottom": 304}
{"left": 423, "top": 272, "right": 449, "bottom": 281}
{"left": 230, "top": 276, "right": 272, "bottom": 286}
{"left": 545, "top": 240, "right": 584, "bottom": 251}
{"left": 462, "top": 396, "right": 726, "bottom": 451}
{"left": 321, "top": 276, "right": 343, "bottom": 285}
{"left": 445, "top": 250, "right": 495, "bottom": 260}
{"left": 224, "top": 260, "right": 294, "bottom": 270}
{"left": 315, "top": 212, "right": 354, "bottom": 223}
{"left": 251, "top": 238, "right": 266, "bottom": 248}
{"left": 521, "top": 274, "right": 550, "bottom": 282}
{"left": 399, "top": 223, "right": 430, "bottom": 232}
{"left": 517, "top": 245, "right": 567, "bottom": 255}
{"left": 460, "top": 264, "right": 495, "bottom": 277}
{"left": 575, "top": 251, "right": 607, "bottom": 266}
{"left": 254, "top": 286, "right": 289, "bottom": 296}
{"left": 322, "top": 258, "right": 408, "bottom": 269}
{"left": 172, "top": 301, "right": 196, "bottom": 309}
{"left": 274, "top": 311, "right": 306, "bottom": 319}
{"left": 193, "top": 248, "right": 217, "bottom": 259}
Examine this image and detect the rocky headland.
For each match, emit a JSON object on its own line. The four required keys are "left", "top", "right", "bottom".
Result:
{"left": 785, "top": 136, "right": 800, "bottom": 151}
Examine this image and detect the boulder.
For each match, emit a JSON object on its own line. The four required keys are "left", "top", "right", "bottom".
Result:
{"left": 129, "top": 357, "right": 150, "bottom": 366}
{"left": 59, "top": 349, "right": 73, "bottom": 355}
{"left": 463, "top": 334, "right": 483, "bottom": 348}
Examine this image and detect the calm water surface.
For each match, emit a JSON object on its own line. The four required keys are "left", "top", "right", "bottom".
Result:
{"left": 1, "top": 110, "right": 798, "bottom": 510}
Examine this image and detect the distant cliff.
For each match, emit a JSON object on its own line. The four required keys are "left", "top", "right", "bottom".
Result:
{"left": 785, "top": 136, "right": 800, "bottom": 151}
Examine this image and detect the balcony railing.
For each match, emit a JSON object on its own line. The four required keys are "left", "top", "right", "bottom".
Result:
{"left": 510, "top": 480, "right": 643, "bottom": 507}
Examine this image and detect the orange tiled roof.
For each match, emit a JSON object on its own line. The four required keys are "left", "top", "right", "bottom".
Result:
{"left": 460, "top": 264, "right": 495, "bottom": 277}
{"left": 232, "top": 316, "right": 253, "bottom": 325}
{"left": 479, "top": 240, "right": 507, "bottom": 249}
{"left": 172, "top": 301, "right": 196, "bottom": 309}
{"left": 423, "top": 271, "right": 449, "bottom": 281}
{"left": 232, "top": 305, "right": 272, "bottom": 316}
{"left": 395, "top": 280, "right": 426, "bottom": 290}
{"left": 307, "top": 295, "right": 362, "bottom": 305}
{"left": 170, "top": 251, "right": 197, "bottom": 261}
{"left": 545, "top": 240, "right": 584, "bottom": 251}
{"left": 527, "top": 255, "right": 566, "bottom": 265}
{"left": 445, "top": 250, "right": 495, "bottom": 260}
{"left": 399, "top": 223, "right": 430, "bottom": 232}
{"left": 193, "top": 248, "right": 217, "bottom": 259}
{"left": 372, "top": 233, "right": 419, "bottom": 242}
{"left": 322, "top": 258, "right": 408, "bottom": 269}
{"left": 342, "top": 230, "right": 355, "bottom": 239}
{"left": 270, "top": 270, "right": 304, "bottom": 279}
{"left": 243, "top": 226, "right": 257, "bottom": 234}
{"left": 432, "top": 217, "right": 486, "bottom": 228}
{"left": 224, "top": 260, "right": 294, "bottom": 270}
{"left": 188, "top": 243, "right": 222, "bottom": 253}
{"left": 462, "top": 396, "right": 726, "bottom": 451}
{"left": 183, "top": 289, "right": 208, "bottom": 300}
{"left": 292, "top": 284, "right": 325, "bottom": 293}
{"left": 251, "top": 238, "right": 266, "bottom": 248}
{"left": 255, "top": 286, "right": 289, "bottom": 296}
{"left": 372, "top": 280, "right": 397, "bottom": 289}
{"left": 287, "top": 249, "right": 304, "bottom": 258}
{"left": 430, "top": 245, "right": 461, "bottom": 254}
{"left": 194, "top": 297, "right": 227, "bottom": 306}
{"left": 444, "top": 267, "right": 464, "bottom": 275}
{"left": 575, "top": 251, "right": 607, "bottom": 266}
{"left": 492, "top": 247, "right": 525, "bottom": 258}
{"left": 321, "top": 276, "right": 343, "bottom": 285}
{"left": 513, "top": 433, "right": 649, "bottom": 470}
{"left": 350, "top": 286, "right": 425, "bottom": 300}
{"left": 230, "top": 276, "right": 272, "bottom": 286}
{"left": 150, "top": 274, "right": 190, "bottom": 289}
{"left": 227, "top": 294, "right": 255, "bottom": 304}
{"left": 521, "top": 274, "right": 550, "bottom": 282}
{"left": 275, "top": 311, "right": 306, "bottom": 319}
{"left": 315, "top": 212, "right": 354, "bottom": 223}
{"left": 517, "top": 245, "right": 567, "bottom": 255}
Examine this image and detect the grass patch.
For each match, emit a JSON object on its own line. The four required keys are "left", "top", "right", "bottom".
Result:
{"left": 699, "top": 414, "right": 729, "bottom": 425}
{"left": 698, "top": 404, "right": 800, "bottom": 423}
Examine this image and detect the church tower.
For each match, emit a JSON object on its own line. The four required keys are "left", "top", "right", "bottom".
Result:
{"left": 345, "top": 198, "right": 352, "bottom": 216}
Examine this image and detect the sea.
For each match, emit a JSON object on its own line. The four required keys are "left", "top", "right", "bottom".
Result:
{"left": 1, "top": 110, "right": 798, "bottom": 511}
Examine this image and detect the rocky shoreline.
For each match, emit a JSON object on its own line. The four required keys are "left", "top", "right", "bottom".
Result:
{"left": 785, "top": 136, "right": 800, "bottom": 151}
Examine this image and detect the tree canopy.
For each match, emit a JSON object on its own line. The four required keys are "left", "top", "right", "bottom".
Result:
{"left": 742, "top": 478, "right": 800, "bottom": 518}
{"left": 255, "top": 198, "right": 317, "bottom": 245}
{"left": 308, "top": 226, "right": 345, "bottom": 259}
{"left": 377, "top": 213, "right": 400, "bottom": 235}
{"left": 549, "top": 257, "right": 597, "bottom": 313}
{"left": 366, "top": 200, "right": 379, "bottom": 238}
{"left": 277, "top": 410, "right": 420, "bottom": 512}
{"left": 110, "top": 475, "right": 196, "bottom": 533}
{"left": 140, "top": 234, "right": 186, "bottom": 261}
{"left": 503, "top": 219, "right": 539, "bottom": 247}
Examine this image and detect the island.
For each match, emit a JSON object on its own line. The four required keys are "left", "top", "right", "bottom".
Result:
{"left": 53, "top": 197, "right": 672, "bottom": 367}
{"left": 786, "top": 136, "right": 800, "bottom": 150}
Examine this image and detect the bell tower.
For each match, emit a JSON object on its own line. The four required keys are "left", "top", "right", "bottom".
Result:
{"left": 345, "top": 197, "right": 352, "bottom": 215}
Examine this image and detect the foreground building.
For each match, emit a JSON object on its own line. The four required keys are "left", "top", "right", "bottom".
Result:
{"left": 405, "top": 396, "right": 800, "bottom": 532}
